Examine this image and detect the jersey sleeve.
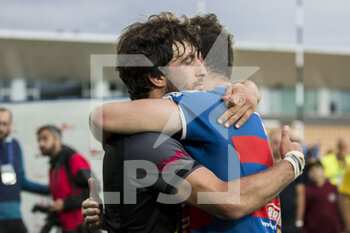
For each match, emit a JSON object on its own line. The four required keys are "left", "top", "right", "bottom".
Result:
{"left": 166, "top": 89, "right": 223, "bottom": 140}
{"left": 124, "top": 132, "right": 202, "bottom": 194}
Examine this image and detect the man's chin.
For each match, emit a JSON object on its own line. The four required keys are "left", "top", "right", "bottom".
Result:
{"left": 194, "top": 85, "right": 204, "bottom": 91}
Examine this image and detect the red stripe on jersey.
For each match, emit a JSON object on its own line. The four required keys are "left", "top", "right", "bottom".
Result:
{"left": 231, "top": 135, "right": 273, "bottom": 167}
{"left": 251, "top": 197, "right": 281, "bottom": 227}
{"left": 182, "top": 206, "right": 214, "bottom": 233}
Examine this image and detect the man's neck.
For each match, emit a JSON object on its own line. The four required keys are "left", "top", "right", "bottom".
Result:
{"left": 148, "top": 88, "right": 166, "bottom": 99}
{"left": 51, "top": 144, "right": 62, "bottom": 159}
{"left": 315, "top": 178, "right": 326, "bottom": 187}
{"left": 0, "top": 134, "right": 12, "bottom": 143}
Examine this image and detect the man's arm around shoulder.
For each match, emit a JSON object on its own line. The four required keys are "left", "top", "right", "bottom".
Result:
{"left": 90, "top": 99, "right": 181, "bottom": 142}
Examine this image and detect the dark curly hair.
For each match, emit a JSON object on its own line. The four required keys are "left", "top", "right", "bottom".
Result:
{"left": 190, "top": 14, "right": 234, "bottom": 78}
{"left": 116, "top": 12, "right": 200, "bottom": 100}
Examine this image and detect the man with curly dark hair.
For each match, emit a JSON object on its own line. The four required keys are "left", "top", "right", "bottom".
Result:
{"left": 116, "top": 12, "right": 203, "bottom": 100}
{"left": 85, "top": 12, "right": 208, "bottom": 233}
{"left": 83, "top": 13, "right": 303, "bottom": 233}
{"left": 191, "top": 14, "right": 234, "bottom": 79}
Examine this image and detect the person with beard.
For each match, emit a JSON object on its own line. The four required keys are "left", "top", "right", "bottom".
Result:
{"left": 83, "top": 13, "right": 304, "bottom": 233}
{"left": 37, "top": 125, "right": 93, "bottom": 233}
{"left": 0, "top": 108, "right": 48, "bottom": 233}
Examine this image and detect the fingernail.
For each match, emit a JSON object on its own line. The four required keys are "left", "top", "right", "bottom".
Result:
{"left": 236, "top": 124, "right": 240, "bottom": 128}
{"left": 225, "top": 122, "right": 230, "bottom": 128}
{"left": 218, "top": 119, "right": 223, "bottom": 124}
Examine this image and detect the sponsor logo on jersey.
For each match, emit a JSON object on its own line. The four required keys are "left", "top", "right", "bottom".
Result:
{"left": 267, "top": 202, "right": 281, "bottom": 226}
{"left": 260, "top": 219, "right": 278, "bottom": 230}
{"left": 157, "top": 150, "right": 190, "bottom": 171}
{"left": 252, "top": 198, "right": 281, "bottom": 227}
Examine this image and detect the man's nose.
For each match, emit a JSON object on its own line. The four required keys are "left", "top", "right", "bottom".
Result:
{"left": 195, "top": 59, "right": 207, "bottom": 78}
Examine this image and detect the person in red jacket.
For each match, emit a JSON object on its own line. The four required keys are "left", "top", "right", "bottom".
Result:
{"left": 37, "top": 125, "right": 92, "bottom": 233}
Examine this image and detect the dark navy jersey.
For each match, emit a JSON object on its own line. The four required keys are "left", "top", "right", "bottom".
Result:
{"left": 167, "top": 86, "right": 281, "bottom": 233}
{"left": 103, "top": 132, "right": 201, "bottom": 233}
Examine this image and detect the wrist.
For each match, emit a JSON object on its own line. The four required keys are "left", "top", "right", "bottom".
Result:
{"left": 284, "top": 151, "right": 305, "bottom": 179}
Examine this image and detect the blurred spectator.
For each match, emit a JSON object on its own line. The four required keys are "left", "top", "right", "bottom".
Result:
{"left": 304, "top": 161, "right": 342, "bottom": 233}
{"left": 330, "top": 101, "right": 337, "bottom": 115}
{"left": 305, "top": 144, "right": 320, "bottom": 162}
{"left": 269, "top": 129, "right": 305, "bottom": 233}
{"left": 37, "top": 125, "right": 93, "bottom": 233}
{"left": 0, "top": 108, "right": 48, "bottom": 233}
{"left": 321, "top": 137, "right": 350, "bottom": 186}
{"left": 339, "top": 164, "right": 350, "bottom": 232}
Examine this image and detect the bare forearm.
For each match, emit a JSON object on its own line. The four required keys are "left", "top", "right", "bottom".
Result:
{"left": 183, "top": 125, "right": 301, "bottom": 220}
{"left": 89, "top": 100, "right": 181, "bottom": 138}
{"left": 237, "top": 160, "right": 294, "bottom": 216}
{"left": 183, "top": 160, "right": 295, "bottom": 220}
{"left": 90, "top": 103, "right": 142, "bottom": 135}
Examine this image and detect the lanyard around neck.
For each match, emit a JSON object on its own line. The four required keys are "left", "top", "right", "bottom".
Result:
{"left": 0, "top": 142, "right": 14, "bottom": 166}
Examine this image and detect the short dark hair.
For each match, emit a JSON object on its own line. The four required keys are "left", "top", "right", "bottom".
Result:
{"left": 190, "top": 14, "right": 234, "bottom": 78}
{"left": 37, "top": 125, "right": 62, "bottom": 138}
{"left": 0, "top": 108, "right": 13, "bottom": 122}
{"left": 116, "top": 12, "right": 200, "bottom": 100}
{"left": 306, "top": 160, "right": 323, "bottom": 173}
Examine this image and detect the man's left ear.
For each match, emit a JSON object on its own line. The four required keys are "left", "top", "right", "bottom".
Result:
{"left": 148, "top": 74, "right": 167, "bottom": 88}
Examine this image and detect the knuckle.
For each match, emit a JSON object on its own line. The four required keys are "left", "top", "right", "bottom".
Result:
{"left": 229, "top": 117, "right": 238, "bottom": 124}
{"left": 228, "top": 108, "right": 235, "bottom": 114}
{"left": 244, "top": 111, "right": 251, "bottom": 118}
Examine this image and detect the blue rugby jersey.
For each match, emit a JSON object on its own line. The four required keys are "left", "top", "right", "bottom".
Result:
{"left": 166, "top": 86, "right": 281, "bottom": 233}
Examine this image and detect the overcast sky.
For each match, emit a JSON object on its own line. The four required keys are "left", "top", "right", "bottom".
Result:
{"left": 1, "top": 0, "right": 350, "bottom": 47}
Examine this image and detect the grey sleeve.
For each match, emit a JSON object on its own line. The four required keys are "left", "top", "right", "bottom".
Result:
{"left": 124, "top": 132, "right": 202, "bottom": 194}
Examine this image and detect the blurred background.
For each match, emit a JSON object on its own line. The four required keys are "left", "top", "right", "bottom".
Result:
{"left": 1, "top": 0, "right": 350, "bottom": 232}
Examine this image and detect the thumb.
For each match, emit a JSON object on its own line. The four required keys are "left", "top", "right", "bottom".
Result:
{"left": 89, "top": 178, "right": 102, "bottom": 204}
{"left": 88, "top": 178, "right": 94, "bottom": 198}
{"left": 281, "top": 125, "right": 290, "bottom": 143}
{"left": 280, "top": 125, "right": 290, "bottom": 156}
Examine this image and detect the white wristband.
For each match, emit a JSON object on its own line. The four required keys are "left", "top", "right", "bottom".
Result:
{"left": 284, "top": 151, "right": 305, "bottom": 179}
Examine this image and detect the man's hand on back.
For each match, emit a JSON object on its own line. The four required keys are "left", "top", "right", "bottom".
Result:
{"left": 218, "top": 80, "right": 260, "bottom": 128}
